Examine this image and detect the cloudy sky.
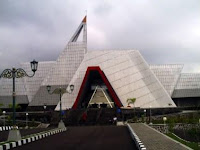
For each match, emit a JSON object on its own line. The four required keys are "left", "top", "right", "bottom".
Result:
{"left": 0, "top": 0, "right": 200, "bottom": 73}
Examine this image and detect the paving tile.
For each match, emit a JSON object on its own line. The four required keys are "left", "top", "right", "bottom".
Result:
{"left": 129, "top": 123, "right": 190, "bottom": 150}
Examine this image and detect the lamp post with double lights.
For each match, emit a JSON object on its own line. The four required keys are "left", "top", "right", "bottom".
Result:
{"left": 46, "top": 85, "right": 74, "bottom": 128}
{"left": 0, "top": 60, "right": 38, "bottom": 141}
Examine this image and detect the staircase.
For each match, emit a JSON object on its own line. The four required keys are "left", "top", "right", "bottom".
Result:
{"left": 97, "top": 108, "right": 117, "bottom": 125}
{"left": 84, "top": 109, "right": 100, "bottom": 125}
{"left": 63, "top": 108, "right": 117, "bottom": 126}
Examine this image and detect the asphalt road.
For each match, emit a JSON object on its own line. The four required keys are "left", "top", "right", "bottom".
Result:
{"left": 13, "top": 126, "right": 138, "bottom": 150}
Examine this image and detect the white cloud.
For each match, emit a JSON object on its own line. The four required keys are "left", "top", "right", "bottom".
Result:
{"left": 0, "top": 0, "right": 200, "bottom": 72}
{"left": 88, "top": 25, "right": 107, "bottom": 49}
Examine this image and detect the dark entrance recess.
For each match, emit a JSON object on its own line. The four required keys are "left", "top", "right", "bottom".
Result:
{"left": 72, "top": 66, "right": 122, "bottom": 109}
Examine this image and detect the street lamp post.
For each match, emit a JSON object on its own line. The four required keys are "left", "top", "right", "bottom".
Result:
{"left": 26, "top": 113, "right": 29, "bottom": 129}
{"left": 149, "top": 106, "right": 152, "bottom": 125}
{"left": 3, "top": 111, "right": 6, "bottom": 126}
{"left": 43, "top": 104, "right": 47, "bottom": 113}
{"left": 43, "top": 104, "right": 47, "bottom": 123}
{"left": 47, "top": 85, "right": 74, "bottom": 128}
{"left": 144, "top": 109, "right": 146, "bottom": 123}
{"left": 163, "top": 116, "right": 167, "bottom": 133}
{"left": 0, "top": 60, "right": 38, "bottom": 141}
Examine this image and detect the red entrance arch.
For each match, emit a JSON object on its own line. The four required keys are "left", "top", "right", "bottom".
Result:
{"left": 72, "top": 66, "right": 122, "bottom": 109}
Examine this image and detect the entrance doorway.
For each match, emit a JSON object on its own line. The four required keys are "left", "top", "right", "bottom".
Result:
{"left": 72, "top": 66, "right": 122, "bottom": 109}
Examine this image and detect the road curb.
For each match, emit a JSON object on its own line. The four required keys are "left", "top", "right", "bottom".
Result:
{"left": 0, "top": 126, "right": 18, "bottom": 132}
{"left": 0, "top": 127, "right": 67, "bottom": 150}
{"left": 127, "top": 124, "right": 146, "bottom": 150}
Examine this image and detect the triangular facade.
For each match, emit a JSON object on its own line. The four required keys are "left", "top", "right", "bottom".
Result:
{"left": 72, "top": 66, "right": 122, "bottom": 109}
{"left": 29, "top": 16, "right": 87, "bottom": 106}
{"left": 56, "top": 50, "right": 176, "bottom": 110}
{"left": 150, "top": 64, "right": 183, "bottom": 96}
{"left": 87, "top": 86, "right": 115, "bottom": 108}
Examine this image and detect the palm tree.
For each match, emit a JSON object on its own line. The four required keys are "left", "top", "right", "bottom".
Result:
{"left": 127, "top": 98, "right": 136, "bottom": 107}
{"left": 127, "top": 98, "right": 136, "bottom": 121}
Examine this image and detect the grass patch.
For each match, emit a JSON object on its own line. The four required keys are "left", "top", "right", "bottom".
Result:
{"left": 0, "top": 141, "right": 8, "bottom": 145}
{"left": 166, "top": 132, "right": 200, "bottom": 150}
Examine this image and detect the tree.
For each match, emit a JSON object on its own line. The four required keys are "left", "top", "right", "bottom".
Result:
{"left": 8, "top": 104, "right": 21, "bottom": 111}
{"left": 0, "top": 103, "right": 3, "bottom": 115}
{"left": 126, "top": 98, "right": 136, "bottom": 107}
{"left": 127, "top": 98, "right": 137, "bottom": 121}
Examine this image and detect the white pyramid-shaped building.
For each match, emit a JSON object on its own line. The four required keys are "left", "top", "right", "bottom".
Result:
{"left": 2, "top": 16, "right": 200, "bottom": 110}
{"left": 56, "top": 49, "right": 176, "bottom": 110}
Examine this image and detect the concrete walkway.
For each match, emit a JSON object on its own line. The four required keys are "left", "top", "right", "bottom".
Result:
{"left": 129, "top": 123, "right": 191, "bottom": 150}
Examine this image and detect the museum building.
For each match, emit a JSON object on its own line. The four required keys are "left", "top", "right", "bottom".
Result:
{"left": 0, "top": 16, "right": 200, "bottom": 111}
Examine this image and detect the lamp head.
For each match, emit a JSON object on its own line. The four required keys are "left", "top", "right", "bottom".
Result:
{"left": 44, "top": 104, "right": 47, "bottom": 109}
{"left": 30, "top": 59, "right": 38, "bottom": 72}
{"left": 163, "top": 117, "right": 167, "bottom": 121}
{"left": 46, "top": 85, "right": 51, "bottom": 93}
{"left": 70, "top": 84, "right": 74, "bottom": 92}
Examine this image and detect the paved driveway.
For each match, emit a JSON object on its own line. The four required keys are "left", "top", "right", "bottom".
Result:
{"left": 13, "top": 126, "right": 137, "bottom": 150}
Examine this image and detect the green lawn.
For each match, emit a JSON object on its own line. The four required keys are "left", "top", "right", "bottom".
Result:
{"left": 166, "top": 132, "right": 200, "bottom": 150}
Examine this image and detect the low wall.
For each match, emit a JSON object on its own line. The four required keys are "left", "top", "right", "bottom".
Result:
{"left": 149, "top": 124, "right": 169, "bottom": 133}
{"left": 150, "top": 123, "right": 200, "bottom": 133}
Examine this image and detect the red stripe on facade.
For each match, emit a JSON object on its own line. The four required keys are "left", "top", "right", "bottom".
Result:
{"left": 72, "top": 66, "right": 122, "bottom": 109}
